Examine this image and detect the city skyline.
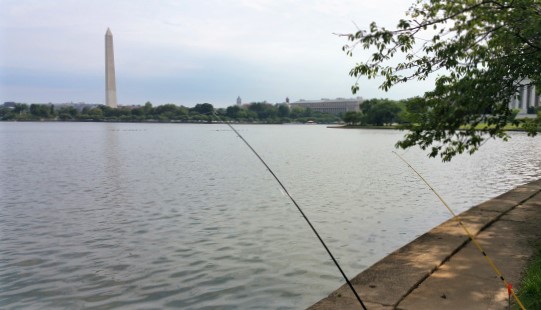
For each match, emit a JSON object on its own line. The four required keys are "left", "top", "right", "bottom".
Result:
{"left": 0, "top": 1, "right": 436, "bottom": 108}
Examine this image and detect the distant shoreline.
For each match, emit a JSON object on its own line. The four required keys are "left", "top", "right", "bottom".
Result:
{"left": 0, "top": 121, "right": 535, "bottom": 132}
{"left": 328, "top": 124, "right": 533, "bottom": 132}
{"left": 0, "top": 119, "right": 337, "bottom": 125}
{"left": 327, "top": 125, "right": 401, "bottom": 130}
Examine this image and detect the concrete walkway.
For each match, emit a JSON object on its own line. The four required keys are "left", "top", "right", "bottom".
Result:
{"left": 308, "top": 179, "right": 541, "bottom": 310}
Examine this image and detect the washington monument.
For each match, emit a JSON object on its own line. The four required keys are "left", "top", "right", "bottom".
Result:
{"left": 105, "top": 28, "right": 118, "bottom": 108}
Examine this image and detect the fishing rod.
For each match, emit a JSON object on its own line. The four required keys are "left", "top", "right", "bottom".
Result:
{"left": 393, "top": 151, "right": 526, "bottom": 310}
{"left": 212, "top": 113, "right": 368, "bottom": 310}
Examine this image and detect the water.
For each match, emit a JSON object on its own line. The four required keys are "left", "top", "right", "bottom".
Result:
{"left": 0, "top": 122, "right": 540, "bottom": 309}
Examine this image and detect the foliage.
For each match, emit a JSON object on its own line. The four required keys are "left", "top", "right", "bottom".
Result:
{"left": 345, "top": 0, "right": 541, "bottom": 161}
{"left": 57, "top": 106, "right": 78, "bottom": 120}
{"left": 248, "top": 102, "right": 278, "bottom": 119}
{"left": 0, "top": 101, "right": 341, "bottom": 124}
{"left": 515, "top": 242, "right": 541, "bottom": 309}
{"left": 360, "top": 98, "right": 404, "bottom": 126}
{"left": 341, "top": 98, "right": 405, "bottom": 126}
{"left": 190, "top": 103, "right": 214, "bottom": 115}
{"left": 277, "top": 104, "right": 290, "bottom": 118}
{"left": 30, "top": 104, "right": 52, "bottom": 118}
{"left": 343, "top": 111, "right": 362, "bottom": 125}
{"left": 226, "top": 105, "right": 242, "bottom": 118}
{"left": 522, "top": 110, "right": 541, "bottom": 134}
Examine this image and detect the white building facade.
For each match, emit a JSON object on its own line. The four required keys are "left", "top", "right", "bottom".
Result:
{"left": 290, "top": 97, "right": 362, "bottom": 115}
{"left": 509, "top": 79, "right": 540, "bottom": 114}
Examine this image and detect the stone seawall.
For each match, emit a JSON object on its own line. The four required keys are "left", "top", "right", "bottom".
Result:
{"left": 308, "top": 179, "right": 541, "bottom": 309}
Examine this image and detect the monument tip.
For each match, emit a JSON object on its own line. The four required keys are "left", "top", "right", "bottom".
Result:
{"left": 106, "top": 28, "right": 112, "bottom": 36}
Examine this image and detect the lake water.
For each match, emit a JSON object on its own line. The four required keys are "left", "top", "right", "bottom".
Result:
{"left": 1, "top": 122, "right": 540, "bottom": 309}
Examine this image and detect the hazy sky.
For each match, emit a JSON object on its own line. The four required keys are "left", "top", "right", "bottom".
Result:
{"left": 0, "top": 0, "right": 433, "bottom": 107}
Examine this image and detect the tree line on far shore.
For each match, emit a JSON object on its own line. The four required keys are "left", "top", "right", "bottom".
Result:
{"left": 341, "top": 97, "right": 534, "bottom": 127}
{"left": 2, "top": 98, "right": 536, "bottom": 127}
{"left": 0, "top": 101, "right": 341, "bottom": 124}
{"left": 342, "top": 98, "right": 405, "bottom": 126}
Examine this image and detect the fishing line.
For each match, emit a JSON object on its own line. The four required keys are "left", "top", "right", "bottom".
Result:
{"left": 212, "top": 113, "right": 368, "bottom": 310}
{"left": 393, "top": 151, "right": 526, "bottom": 310}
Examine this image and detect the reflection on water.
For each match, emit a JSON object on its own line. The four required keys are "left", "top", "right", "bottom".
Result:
{"left": 0, "top": 122, "right": 540, "bottom": 309}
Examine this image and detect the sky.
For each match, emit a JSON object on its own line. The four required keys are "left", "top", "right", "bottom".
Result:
{"left": 0, "top": 0, "right": 434, "bottom": 108}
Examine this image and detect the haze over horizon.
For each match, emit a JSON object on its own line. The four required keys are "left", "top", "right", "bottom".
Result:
{"left": 0, "top": 0, "right": 435, "bottom": 108}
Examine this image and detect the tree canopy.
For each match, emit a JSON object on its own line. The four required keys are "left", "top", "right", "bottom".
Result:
{"left": 361, "top": 98, "right": 404, "bottom": 126}
{"left": 345, "top": 0, "right": 541, "bottom": 161}
{"left": 0, "top": 101, "right": 341, "bottom": 124}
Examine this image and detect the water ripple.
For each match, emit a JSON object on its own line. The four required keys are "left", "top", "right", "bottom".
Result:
{"left": 0, "top": 123, "right": 539, "bottom": 309}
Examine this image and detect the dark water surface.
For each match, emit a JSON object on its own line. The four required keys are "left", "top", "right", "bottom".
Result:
{"left": 1, "top": 122, "right": 540, "bottom": 309}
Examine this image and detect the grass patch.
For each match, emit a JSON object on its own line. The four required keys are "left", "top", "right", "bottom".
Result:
{"left": 460, "top": 123, "right": 524, "bottom": 131}
{"left": 340, "top": 125, "right": 401, "bottom": 129}
{"left": 515, "top": 242, "right": 541, "bottom": 309}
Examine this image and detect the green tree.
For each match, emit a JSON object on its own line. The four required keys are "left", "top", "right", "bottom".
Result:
{"left": 87, "top": 107, "right": 104, "bottom": 119}
{"left": 0, "top": 106, "right": 12, "bottom": 120}
{"left": 14, "top": 103, "right": 29, "bottom": 115}
{"left": 277, "top": 104, "right": 290, "bottom": 118}
{"left": 240, "top": 109, "right": 258, "bottom": 121}
{"left": 29, "top": 104, "right": 51, "bottom": 118}
{"left": 360, "top": 99, "right": 403, "bottom": 126}
{"left": 400, "top": 97, "right": 426, "bottom": 125}
{"left": 99, "top": 105, "right": 119, "bottom": 118}
{"left": 143, "top": 101, "right": 153, "bottom": 115}
{"left": 154, "top": 104, "right": 178, "bottom": 117}
{"left": 290, "top": 107, "right": 306, "bottom": 119}
{"left": 248, "top": 102, "right": 277, "bottom": 120}
{"left": 226, "top": 105, "right": 242, "bottom": 118}
{"left": 345, "top": 0, "right": 541, "bottom": 160}
{"left": 57, "top": 106, "right": 78, "bottom": 120}
{"left": 176, "top": 106, "right": 189, "bottom": 120}
{"left": 343, "top": 111, "right": 362, "bottom": 125}
{"left": 191, "top": 103, "right": 214, "bottom": 115}
{"left": 154, "top": 104, "right": 188, "bottom": 121}
{"left": 131, "top": 106, "right": 144, "bottom": 117}
{"left": 0, "top": 103, "right": 29, "bottom": 120}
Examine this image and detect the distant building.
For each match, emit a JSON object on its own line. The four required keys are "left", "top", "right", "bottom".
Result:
{"left": 509, "top": 78, "right": 541, "bottom": 114}
{"left": 52, "top": 102, "right": 99, "bottom": 112}
{"left": 236, "top": 96, "right": 242, "bottom": 106}
{"left": 290, "top": 97, "right": 362, "bottom": 115}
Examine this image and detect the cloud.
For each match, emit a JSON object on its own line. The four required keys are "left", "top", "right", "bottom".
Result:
{"left": 0, "top": 0, "right": 430, "bottom": 106}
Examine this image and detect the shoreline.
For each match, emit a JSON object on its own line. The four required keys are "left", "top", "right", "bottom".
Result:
{"left": 0, "top": 121, "right": 535, "bottom": 132}
{"left": 327, "top": 125, "right": 533, "bottom": 132}
{"left": 308, "top": 179, "right": 541, "bottom": 309}
{"left": 0, "top": 120, "right": 337, "bottom": 125}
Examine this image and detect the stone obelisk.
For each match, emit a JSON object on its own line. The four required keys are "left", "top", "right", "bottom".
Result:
{"left": 105, "top": 28, "right": 118, "bottom": 108}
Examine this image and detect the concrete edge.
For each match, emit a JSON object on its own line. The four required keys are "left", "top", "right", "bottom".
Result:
{"left": 307, "top": 179, "right": 541, "bottom": 309}
{"left": 392, "top": 181, "right": 541, "bottom": 306}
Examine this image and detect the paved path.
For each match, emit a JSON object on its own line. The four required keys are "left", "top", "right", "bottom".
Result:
{"left": 308, "top": 179, "right": 541, "bottom": 310}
